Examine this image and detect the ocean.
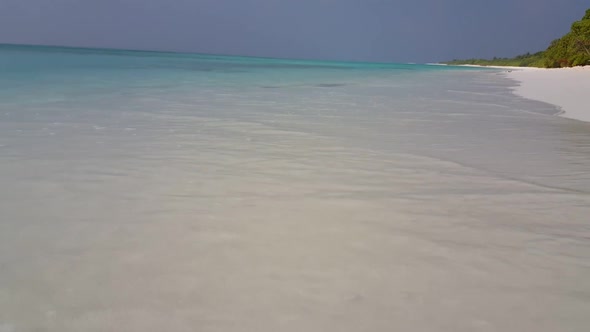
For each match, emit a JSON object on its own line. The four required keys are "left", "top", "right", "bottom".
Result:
{"left": 1, "top": 44, "right": 589, "bottom": 332}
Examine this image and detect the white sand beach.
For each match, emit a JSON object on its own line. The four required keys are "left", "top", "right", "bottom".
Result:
{"left": 504, "top": 66, "right": 590, "bottom": 122}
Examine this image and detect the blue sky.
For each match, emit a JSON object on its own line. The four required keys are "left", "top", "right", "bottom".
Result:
{"left": 0, "top": 0, "right": 588, "bottom": 63}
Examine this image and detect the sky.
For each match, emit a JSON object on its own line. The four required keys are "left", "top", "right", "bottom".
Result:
{"left": 0, "top": 0, "right": 588, "bottom": 63}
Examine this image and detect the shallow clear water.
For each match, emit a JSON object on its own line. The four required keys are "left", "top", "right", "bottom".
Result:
{"left": 1, "top": 44, "right": 589, "bottom": 332}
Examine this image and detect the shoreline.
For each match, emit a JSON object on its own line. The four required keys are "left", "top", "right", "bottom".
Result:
{"left": 459, "top": 65, "right": 590, "bottom": 123}
{"left": 506, "top": 66, "right": 590, "bottom": 123}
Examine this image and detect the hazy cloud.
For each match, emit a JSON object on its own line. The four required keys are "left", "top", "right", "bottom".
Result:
{"left": 0, "top": 0, "right": 588, "bottom": 62}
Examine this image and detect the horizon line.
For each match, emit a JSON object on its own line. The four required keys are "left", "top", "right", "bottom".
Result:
{"left": 0, "top": 42, "right": 437, "bottom": 66}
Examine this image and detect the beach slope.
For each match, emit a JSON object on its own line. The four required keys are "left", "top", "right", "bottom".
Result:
{"left": 506, "top": 66, "right": 590, "bottom": 122}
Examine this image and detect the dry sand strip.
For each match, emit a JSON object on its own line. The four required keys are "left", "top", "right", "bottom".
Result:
{"left": 506, "top": 66, "right": 590, "bottom": 123}
{"left": 479, "top": 65, "right": 590, "bottom": 123}
{"left": 452, "top": 64, "right": 590, "bottom": 123}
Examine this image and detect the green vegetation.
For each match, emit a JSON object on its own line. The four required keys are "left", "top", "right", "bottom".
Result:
{"left": 444, "top": 9, "right": 590, "bottom": 68}
{"left": 445, "top": 52, "right": 545, "bottom": 67}
{"left": 543, "top": 9, "right": 590, "bottom": 67}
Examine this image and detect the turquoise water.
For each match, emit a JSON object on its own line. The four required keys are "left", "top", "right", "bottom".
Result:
{"left": 1, "top": 45, "right": 590, "bottom": 332}
{"left": 0, "top": 44, "right": 467, "bottom": 104}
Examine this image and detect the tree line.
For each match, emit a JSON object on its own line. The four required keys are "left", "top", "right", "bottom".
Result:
{"left": 445, "top": 9, "right": 590, "bottom": 68}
